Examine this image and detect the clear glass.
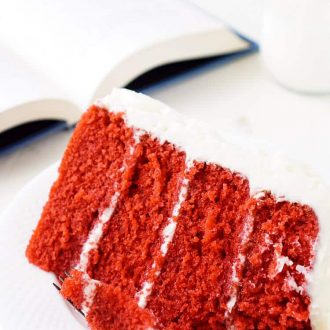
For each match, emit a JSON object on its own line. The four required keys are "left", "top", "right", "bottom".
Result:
{"left": 261, "top": 0, "right": 330, "bottom": 94}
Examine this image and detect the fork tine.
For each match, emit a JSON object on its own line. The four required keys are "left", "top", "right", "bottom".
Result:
{"left": 67, "top": 299, "right": 85, "bottom": 317}
{"left": 58, "top": 276, "right": 64, "bottom": 283}
{"left": 53, "top": 283, "right": 61, "bottom": 291}
{"left": 64, "top": 271, "right": 72, "bottom": 278}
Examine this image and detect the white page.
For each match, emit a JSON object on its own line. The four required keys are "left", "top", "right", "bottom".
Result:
{"left": 0, "top": 45, "right": 81, "bottom": 132}
{"left": 0, "top": 45, "right": 67, "bottom": 111}
{"left": 0, "top": 45, "right": 80, "bottom": 131}
{"left": 0, "top": 0, "right": 245, "bottom": 109}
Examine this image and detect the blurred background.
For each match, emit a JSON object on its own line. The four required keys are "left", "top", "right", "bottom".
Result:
{"left": 0, "top": 0, "right": 329, "bottom": 211}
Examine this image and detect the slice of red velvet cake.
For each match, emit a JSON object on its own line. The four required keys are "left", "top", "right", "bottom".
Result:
{"left": 26, "top": 89, "right": 330, "bottom": 330}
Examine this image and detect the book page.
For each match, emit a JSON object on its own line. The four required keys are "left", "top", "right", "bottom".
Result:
{"left": 0, "top": 45, "right": 80, "bottom": 132}
{"left": 0, "top": 0, "right": 248, "bottom": 109}
{"left": 0, "top": 46, "right": 68, "bottom": 111}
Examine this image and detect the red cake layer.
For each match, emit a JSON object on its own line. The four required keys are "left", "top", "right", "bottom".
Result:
{"left": 147, "top": 162, "right": 250, "bottom": 328}
{"left": 61, "top": 270, "right": 156, "bottom": 330}
{"left": 88, "top": 135, "right": 186, "bottom": 295}
{"left": 26, "top": 104, "right": 319, "bottom": 329}
{"left": 231, "top": 194, "right": 318, "bottom": 329}
{"left": 26, "top": 107, "right": 133, "bottom": 276}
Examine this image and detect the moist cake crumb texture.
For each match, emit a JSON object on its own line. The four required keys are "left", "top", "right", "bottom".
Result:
{"left": 26, "top": 90, "right": 321, "bottom": 330}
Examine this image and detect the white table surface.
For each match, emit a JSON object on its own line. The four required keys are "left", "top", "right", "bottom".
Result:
{"left": 1, "top": 0, "right": 330, "bottom": 212}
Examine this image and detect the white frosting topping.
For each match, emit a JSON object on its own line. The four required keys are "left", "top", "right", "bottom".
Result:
{"left": 97, "top": 88, "right": 330, "bottom": 329}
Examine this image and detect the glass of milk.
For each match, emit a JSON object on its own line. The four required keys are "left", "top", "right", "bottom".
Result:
{"left": 261, "top": 0, "right": 330, "bottom": 94}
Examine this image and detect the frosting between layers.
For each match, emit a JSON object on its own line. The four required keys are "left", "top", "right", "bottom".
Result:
{"left": 81, "top": 274, "right": 100, "bottom": 315}
{"left": 225, "top": 214, "right": 255, "bottom": 319}
{"left": 77, "top": 191, "right": 120, "bottom": 273}
{"left": 136, "top": 161, "right": 192, "bottom": 309}
{"left": 97, "top": 88, "right": 330, "bottom": 329}
{"left": 75, "top": 127, "right": 142, "bottom": 314}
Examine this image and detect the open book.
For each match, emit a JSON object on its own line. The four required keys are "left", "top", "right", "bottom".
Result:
{"left": 0, "top": 0, "right": 256, "bottom": 153}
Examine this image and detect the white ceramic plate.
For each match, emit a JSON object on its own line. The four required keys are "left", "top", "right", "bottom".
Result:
{"left": 0, "top": 162, "right": 86, "bottom": 330}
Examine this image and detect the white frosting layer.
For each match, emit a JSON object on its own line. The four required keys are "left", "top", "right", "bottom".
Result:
{"left": 76, "top": 127, "right": 141, "bottom": 314}
{"left": 160, "top": 169, "right": 191, "bottom": 257}
{"left": 136, "top": 162, "right": 192, "bottom": 309}
{"left": 77, "top": 191, "right": 120, "bottom": 272}
{"left": 81, "top": 274, "right": 99, "bottom": 315}
{"left": 226, "top": 214, "right": 255, "bottom": 317}
{"left": 97, "top": 88, "right": 330, "bottom": 329}
{"left": 136, "top": 279, "right": 153, "bottom": 309}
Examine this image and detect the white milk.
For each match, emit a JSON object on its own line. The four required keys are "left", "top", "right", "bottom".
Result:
{"left": 261, "top": 0, "right": 330, "bottom": 93}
